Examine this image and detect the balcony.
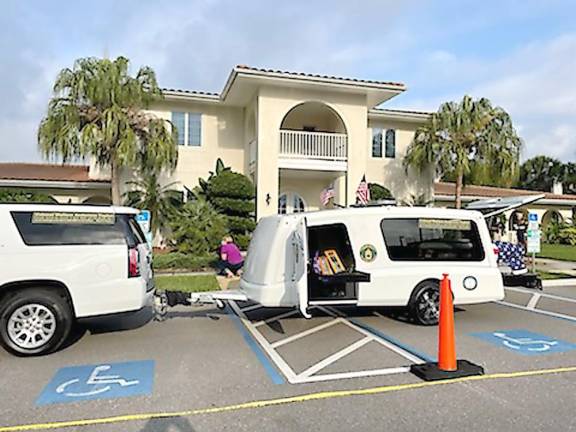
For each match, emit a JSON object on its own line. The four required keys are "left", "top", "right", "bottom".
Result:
{"left": 279, "top": 130, "right": 348, "bottom": 171}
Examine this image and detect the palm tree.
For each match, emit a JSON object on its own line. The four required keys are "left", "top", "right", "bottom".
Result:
{"left": 123, "top": 172, "right": 182, "bottom": 239}
{"left": 519, "top": 155, "right": 564, "bottom": 192}
{"left": 38, "top": 56, "right": 178, "bottom": 204}
{"left": 404, "top": 95, "right": 522, "bottom": 208}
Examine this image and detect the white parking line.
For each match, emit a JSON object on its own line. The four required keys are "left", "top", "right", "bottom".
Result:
{"left": 505, "top": 286, "right": 576, "bottom": 305}
{"left": 271, "top": 319, "right": 343, "bottom": 348}
{"left": 253, "top": 309, "right": 300, "bottom": 328}
{"left": 527, "top": 293, "right": 541, "bottom": 310}
{"left": 496, "top": 301, "right": 576, "bottom": 323}
{"left": 229, "top": 301, "right": 419, "bottom": 384}
{"left": 298, "top": 338, "right": 372, "bottom": 378}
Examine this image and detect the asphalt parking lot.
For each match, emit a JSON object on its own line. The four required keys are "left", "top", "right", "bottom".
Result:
{"left": 1, "top": 284, "right": 576, "bottom": 432}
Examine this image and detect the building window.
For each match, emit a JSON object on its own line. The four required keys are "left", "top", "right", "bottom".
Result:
{"left": 385, "top": 129, "right": 396, "bottom": 158}
{"left": 171, "top": 112, "right": 202, "bottom": 147}
{"left": 372, "top": 128, "right": 383, "bottom": 158}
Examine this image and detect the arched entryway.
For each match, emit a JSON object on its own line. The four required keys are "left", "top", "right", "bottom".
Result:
{"left": 541, "top": 210, "right": 564, "bottom": 230}
{"left": 278, "top": 192, "right": 306, "bottom": 214}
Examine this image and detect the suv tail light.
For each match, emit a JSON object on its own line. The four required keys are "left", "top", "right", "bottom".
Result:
{"left": 128, "top": 247, "right": 141, "bottom": 278}
{"left": 493, "top": 246, "right": 500, "bottom": 257}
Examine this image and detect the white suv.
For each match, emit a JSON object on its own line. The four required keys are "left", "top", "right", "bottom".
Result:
{"left": 0, "top": 204, "right": 154, "bottom": 356}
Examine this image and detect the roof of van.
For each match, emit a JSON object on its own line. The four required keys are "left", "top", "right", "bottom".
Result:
{"left": 0, "top": 204, "right": 139, "bottom": 214}
{"left": 273, "top": 206, "right": 484, "bottom": 222}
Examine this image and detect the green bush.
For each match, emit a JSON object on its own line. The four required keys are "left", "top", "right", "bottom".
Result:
{"left": 153, "top": 253, "right": 215, "bottom": 271}
{"left": 558, "top": 226, "right": 576, "bottom": 246}
{"left": 168, "top": 199, "right": 227, "bottom": 255}
{"left": 544, "top": 221, "right": 576, "bottom": 245}
{"left": 234, "top": 233, "right": 252, "bottom": 250}
{"left": 226, "top": 215, "right": 257, "bottom": 232}
{"left": 368, "top": 183, "right": 393, "bottom": 201}
{"left": 0, "top": 188, "right": 58, "bottom": 203}
{"left": 211, "top": 197, "right": 255, "bottom": 214}
{"left": 208, "top": 170, "right": 255, "bottom": 199}
{"left": 200, "top": 161, "right": 256, "bottom": 249}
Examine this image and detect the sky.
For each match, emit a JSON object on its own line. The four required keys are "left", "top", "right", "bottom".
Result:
{"left": 1, "top": 0, "right": 575, "bottom": 163}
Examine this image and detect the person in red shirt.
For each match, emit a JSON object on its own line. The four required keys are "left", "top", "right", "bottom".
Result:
{"left": 217, "top": 235, "right": 244, "bottom": 278}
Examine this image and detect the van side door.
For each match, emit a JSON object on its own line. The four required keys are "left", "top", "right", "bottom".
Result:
{"left": 292, "top": 217, "right": 310, "bottom": 318}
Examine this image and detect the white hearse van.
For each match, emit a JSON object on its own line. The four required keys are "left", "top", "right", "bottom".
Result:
{"left": 240, "top": 206, "right": 504, "bottom": 325}
{"left": 0, "top": 204, "right": 153, "bottom": 356}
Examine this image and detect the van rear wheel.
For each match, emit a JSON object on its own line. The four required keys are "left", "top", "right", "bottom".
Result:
{"left": 0, "top": 288, "right": 73, "bottom": 356}
{"left": 409, "top": 281, "right": 440, "bottom": 326}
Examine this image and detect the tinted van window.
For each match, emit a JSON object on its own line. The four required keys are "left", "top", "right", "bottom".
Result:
{"left": 381, "top": 218, "right": 484, "bottom": 261}
{"left": 11, "top": 211, "right": 133, "bottom": 246}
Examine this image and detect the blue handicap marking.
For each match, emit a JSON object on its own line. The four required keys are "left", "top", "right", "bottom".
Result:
{"left": 36, "top": 360, "right": 154, "bottom": 405}
{"left": 529, "top": 213, "right": 538, "bottom": 222}
{"left": 470, "top": 329, "right": 576, "bottom": 356}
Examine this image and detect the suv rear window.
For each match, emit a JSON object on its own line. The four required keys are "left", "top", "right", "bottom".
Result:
{"left": 11, "top": 211, "right": 139, "bottom": 246}
{"left": 380, "top": 218, "right": 485, "bottom": 261}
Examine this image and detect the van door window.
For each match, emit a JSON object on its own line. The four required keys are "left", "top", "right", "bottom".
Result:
{"left": 380, "top": 218, "right": 485, "bottom": 261}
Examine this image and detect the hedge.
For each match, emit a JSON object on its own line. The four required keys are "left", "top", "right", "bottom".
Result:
{"left": 153, "top": 253, "right": 216, "bottom": 271}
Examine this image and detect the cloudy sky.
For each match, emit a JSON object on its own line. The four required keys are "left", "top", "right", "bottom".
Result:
{"left": 1, "top": 0, "right": 574, "bottom": 163}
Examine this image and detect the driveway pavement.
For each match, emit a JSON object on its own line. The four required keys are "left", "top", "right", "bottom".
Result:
{"left": 1, "top": 285, "right": 576, "bottom": 431}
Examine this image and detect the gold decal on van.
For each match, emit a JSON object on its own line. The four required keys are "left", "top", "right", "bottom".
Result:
{"left": 359, "top": 244, "right": 377, "bottom": 262}
{"left": 418, "top": 219, "right": 471, "bottom": 231}
{"left": 31, "top": 212, "right": 115, "bottom": 225}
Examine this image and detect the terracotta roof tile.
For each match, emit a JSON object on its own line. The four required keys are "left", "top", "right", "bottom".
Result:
{"left": 161, "top": 88, "right": 220, "bottom": 97}
{"left": 435, "top": 182, "right": 576, "bottom": 201}
{"left": 0, "top": 163, "right": 105, "bottom": 182}
{"left": 235, "top": 65, "right": 405, "bottom": 87}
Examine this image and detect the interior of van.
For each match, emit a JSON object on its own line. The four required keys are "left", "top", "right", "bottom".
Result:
{"left": 307, "top": 223, "right": 369, "bottom": 301}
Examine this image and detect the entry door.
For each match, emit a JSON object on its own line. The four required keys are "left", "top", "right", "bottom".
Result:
{"left": 279, "top": 192, "right": 306, "bottom": 214}
{"left": 292, "top": 217, "right": 311, "bottom": 318}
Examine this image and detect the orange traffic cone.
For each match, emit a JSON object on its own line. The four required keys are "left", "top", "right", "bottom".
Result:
{"left": 438, "top": 273, "right": 457, "bottom": 371}
{"left": 410, "top": 273, "right": 484, "bottom": 381}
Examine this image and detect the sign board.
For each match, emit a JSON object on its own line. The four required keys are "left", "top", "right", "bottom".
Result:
{"left": 36, "top": 360, "right": 155, "bottom": 405}
{"left": 136, "top": 210, "right": 153, "bottom": 248}
{"left": 470, "top": 330, "right": 576, "bottom": 356}
{"left": 527, "top": 212, "right": 540, "bottom": 254}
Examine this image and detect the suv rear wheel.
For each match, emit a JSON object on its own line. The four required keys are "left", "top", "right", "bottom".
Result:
{"left": 0, "top": 288, "right": 73, "bottom": 356}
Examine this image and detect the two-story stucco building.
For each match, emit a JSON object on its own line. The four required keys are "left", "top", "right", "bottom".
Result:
{"left": 147, "top": 65, "right": 433, "bottom": 218}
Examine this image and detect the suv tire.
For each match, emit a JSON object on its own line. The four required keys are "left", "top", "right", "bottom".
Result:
{"left": 408, "top": 281, "right": 440, "bottom": 326}
{"left": 0, "top": 288, "right": 73, "bottom": 356}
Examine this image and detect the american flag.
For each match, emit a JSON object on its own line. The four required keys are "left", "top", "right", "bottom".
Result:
{"left": 320, "top": 183, "right": 335, "bottom": 206}
{"left": 356, "top": 175, "right": 370, "bottom": 205}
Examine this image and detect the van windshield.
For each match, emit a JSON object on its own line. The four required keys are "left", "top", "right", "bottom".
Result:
{"left": 381, "top": 218, "right": 485, "bottom": 261}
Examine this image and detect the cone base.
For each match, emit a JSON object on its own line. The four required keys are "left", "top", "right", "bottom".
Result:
{"left": 410, "top": 360, "right": 484, "bottom": 382}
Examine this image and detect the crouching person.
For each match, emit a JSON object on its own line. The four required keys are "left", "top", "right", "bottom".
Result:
{"left": 217, "top": 235, "right": 244, "bottom": 278}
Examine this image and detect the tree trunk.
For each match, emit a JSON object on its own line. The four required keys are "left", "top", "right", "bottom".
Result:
{"left": 111, "top": 160, "right": 122, "bottom": 205}
{"left": 455, "top": 169, "right": 464, "bottom": 209}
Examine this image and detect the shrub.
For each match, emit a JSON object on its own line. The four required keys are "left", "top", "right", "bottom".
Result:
{"left": 368, "top": 183, "right": 393, "bottom": 201}
{"left": 153, "top": 253, "right": 215, "bottom": 271}
{"left": 0, "top": 188, "right": 57, "bottom": 203}
{"left": 168, "top": 199, "right": 227, "bottom": 255}
{"left": 201, "top": 161, "right": 256, "bottom": 249}
{"left": 544, "top": 221, "right": 576, "bottom": 246}
{"left": 558, "top": 226, "right": 576, "bottom": 246}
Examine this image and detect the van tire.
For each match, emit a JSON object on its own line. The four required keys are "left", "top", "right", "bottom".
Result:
{"left": 0, "top": 288, "right": 73, "bottom": 356}
{"left": 409, "top": 281, "right": 440, "bottom": 326}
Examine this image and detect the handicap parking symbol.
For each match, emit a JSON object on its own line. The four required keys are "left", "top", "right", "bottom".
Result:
{"left": 36, "top": 360, "right": 154, "bottom": 405}
{"left": 470, "top": 330, "right": 576, "bottom": 356}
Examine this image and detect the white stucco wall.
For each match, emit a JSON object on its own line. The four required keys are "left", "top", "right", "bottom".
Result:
{"left": 366, "top": 119, "right": 433, "bottom": 203}
{"left": 148, "top": 100, "right": 246, "bottom": 191}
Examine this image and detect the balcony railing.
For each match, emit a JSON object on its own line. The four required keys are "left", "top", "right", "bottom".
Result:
{"left": 280, "top": 130, "right": 347, "bottom": 161}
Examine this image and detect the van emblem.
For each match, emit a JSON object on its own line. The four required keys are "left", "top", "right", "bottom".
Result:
{"left": 360, "top": 244, "right": 377, "bottom": 262}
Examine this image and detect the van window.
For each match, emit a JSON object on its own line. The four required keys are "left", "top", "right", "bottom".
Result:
{"left": 380, "top": 218, "right": 485, "bottom": 261}
{"left": 308, "top": 223, "right": 355, "bottom": 271}
{"left": 11, "top": 211, "right": 135, "bottom": 246}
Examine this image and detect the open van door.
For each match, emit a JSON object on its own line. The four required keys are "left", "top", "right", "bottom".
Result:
{"left": 465, "top": 194, "right": 544, "bottom": 218}
{"left": 292, "top": 217, "right": 311, "bottom": 318}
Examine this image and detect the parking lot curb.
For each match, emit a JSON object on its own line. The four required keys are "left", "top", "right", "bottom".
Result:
{"left": 542, "top": 279, "right": 576, "bottom": 287}
{"left": 2, "top": 365, "right": 576, "bottom": 432}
